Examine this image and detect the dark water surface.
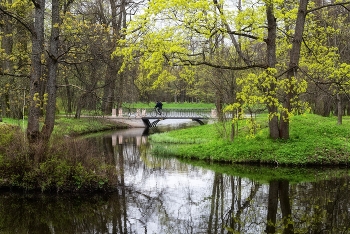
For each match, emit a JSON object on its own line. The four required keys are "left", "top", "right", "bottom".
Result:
{"left": 1, "top": 120, "right": 350, "bottom": 233}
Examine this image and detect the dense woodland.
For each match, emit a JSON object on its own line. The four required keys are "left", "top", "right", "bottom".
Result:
{"left": 1, "top": 0, "right": 350, "bottom": 146}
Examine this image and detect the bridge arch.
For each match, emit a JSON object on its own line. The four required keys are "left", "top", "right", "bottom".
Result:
{"left": 141, "top": 117, "right": 206, "bottom": 128}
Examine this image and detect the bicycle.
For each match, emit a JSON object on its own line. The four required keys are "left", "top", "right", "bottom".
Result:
{"left": 151, "top": 107, "right": 167, "bottom": 117}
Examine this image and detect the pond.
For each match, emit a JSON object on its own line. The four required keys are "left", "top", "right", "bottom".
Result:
{"left": 1, "top": 120, "right": 350, "bottom": 233}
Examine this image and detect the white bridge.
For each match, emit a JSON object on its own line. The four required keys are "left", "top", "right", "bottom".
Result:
{"left": 110, "top": 108, "right": 218, "bottom": 128}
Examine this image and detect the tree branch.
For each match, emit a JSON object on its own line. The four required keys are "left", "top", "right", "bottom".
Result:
{"left": 226, "top": 30, "right": 259, "bottom": 41}
{"left": 307, "top": 1, "right": 350, "bottom": 14}
{"left": 0, "top": 70, "right": 30, "bottom": 78}
{"left": 0, "top": 6, "right": 33, "bottom": 35}
{"left": 176, "top": 58, "right": 267, "bottom": 70}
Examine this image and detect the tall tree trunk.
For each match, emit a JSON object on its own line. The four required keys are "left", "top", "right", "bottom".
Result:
{"left": 265, "top": 1, "right": 280, "bottom": 139}
{"left": 64, "top": 76, "right": 73, "bottom": 113}
{"left": 280, "top": 0, "right": 308, "bottom": 139}
{"left": 116, "top": 65, "right": 124, "bottom": 109}
{"left": 101, "top": 0, "right": 127, "bottom": 114}
{"left": 337, "top": 93, "right": 342, "bottom": 124}
{"left": 42, "top": 0, "right": 60, "bottom": 139}
{"left": 27, "top": 0, "right": 45, "bottom": 143}
{"left": 215, "top": 92, "right": 224, "bottom": 122}
{"left": 102, "top": 61, "right": 118, "bottom": 114}
{"left": 75, "top": 94, "right": 86, "bottom": 119}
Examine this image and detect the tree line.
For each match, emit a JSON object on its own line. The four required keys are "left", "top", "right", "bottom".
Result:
{"left": 1, "top": 0, "right": 350, "bottom": 148}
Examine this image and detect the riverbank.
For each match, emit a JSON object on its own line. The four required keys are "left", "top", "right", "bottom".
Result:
{"left": 0, "top": 116, "right": 130, "bottom": 137}
{"left": 149, "top": 113, "right": 350, "bottom": 166}
{"left": 53, "top": 117, "right": 129, "bottom": 136}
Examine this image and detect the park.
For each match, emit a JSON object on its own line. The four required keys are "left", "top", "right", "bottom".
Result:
{"left": 1, "top": 0, "right": 350, "bottom": 233}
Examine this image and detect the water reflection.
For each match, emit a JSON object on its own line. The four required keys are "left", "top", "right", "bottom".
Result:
{"left": 1, "top": 126, "right": 350, "bottom": 233}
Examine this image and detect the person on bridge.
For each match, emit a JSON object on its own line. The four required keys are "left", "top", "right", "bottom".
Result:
{"left": 155, "top": 101, "right": 163, "bottom": 115}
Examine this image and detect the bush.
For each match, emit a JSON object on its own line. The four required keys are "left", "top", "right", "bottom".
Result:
{"left": 0, "top": 124, "right": 21, "bottom": 150}
{"left": 0, "top": 125, "right": 119, "bottom": 193}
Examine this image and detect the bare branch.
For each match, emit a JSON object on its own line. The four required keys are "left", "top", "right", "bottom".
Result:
{"left": 176, "top": 58, "right": 267, "bottom": 70}
{"left": 307, "top": 1, "right": 350, "bottom": 14}
{"left": 0, "top": 6, "right": 33, "bottom": 35}
{"left": 226, "top": 30, "right": 260, "bottom": 41}
{"left": 0, "top": 70, "right": 30, "bottom": 78}
{"left": 213, "top": 0, "right": 252, "bottom": 66}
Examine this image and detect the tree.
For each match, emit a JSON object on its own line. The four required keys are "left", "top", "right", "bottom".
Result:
{"left": 301, "top": 1, "right": 350, "bottom": 123}
{"left": 26, "top": 0, "right": 45, "bottom": 145}
{"left": 41, "top": 0, "right": 61, "bottom": 139}
{"left": 117, "top": 0, "right": 350, "bottom": 140}
{"left": 1, "top": 0, "right": 69, "bottom": 157}
{"left": 0, "top": 0, "right": 30, "bottom": 120}
{"left": 280, "top": 0, "right": 309, "bottom": 139}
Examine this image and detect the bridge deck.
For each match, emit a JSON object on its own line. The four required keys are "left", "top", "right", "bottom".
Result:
{"left": 141, "top": 116, "right": 209, "bottom": 119}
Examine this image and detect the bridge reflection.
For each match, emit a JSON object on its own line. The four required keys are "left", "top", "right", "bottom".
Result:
{"left": 110, "top": 128, "right": 148, "bottom": 146}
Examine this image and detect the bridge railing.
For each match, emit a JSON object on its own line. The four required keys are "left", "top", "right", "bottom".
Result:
{"left": 111, "top": 108, "right": 215, "bottom": 118}
{"left": 145, "top": 108, "right": 212, "bottom": 118}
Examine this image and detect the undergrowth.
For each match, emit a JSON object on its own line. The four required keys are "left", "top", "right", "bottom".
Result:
{"left": 0, "top": 121, "right": 122, "bottom": 193}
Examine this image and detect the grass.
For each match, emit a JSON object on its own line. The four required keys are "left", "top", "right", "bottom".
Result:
{"left": 0, "top": 117, "right": 127, "bottom": 137}
{"left": 52, "top": 117, "right": 128, "bottom": 136}
{"left": 149, "top": 113, "right": 350, "bottom": 166}
{"left": 0, "top": 118, "right": 27, "bottom": 129}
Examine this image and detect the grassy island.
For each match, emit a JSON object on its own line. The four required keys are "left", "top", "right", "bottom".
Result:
{"left": 149, "top": 113, "right": 350, "bottom": 166}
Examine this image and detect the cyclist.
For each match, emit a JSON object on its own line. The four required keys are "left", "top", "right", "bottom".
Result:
{"left": 155, "top": 101, "right": 163, "bottom": 115}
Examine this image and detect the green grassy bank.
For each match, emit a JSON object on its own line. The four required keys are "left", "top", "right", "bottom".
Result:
{"left": 52, "top": 117, "right": 128, "bottom": 136}
{"left": 149, "top": 113, "right": 350, "bottom": 166}
{"left": 0, "top": 117, "right": 128, "bottom": 136}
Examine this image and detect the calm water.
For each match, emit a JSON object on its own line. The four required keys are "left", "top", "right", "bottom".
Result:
{"left": 1, "top": 120, "right": 350, "bottom": 233}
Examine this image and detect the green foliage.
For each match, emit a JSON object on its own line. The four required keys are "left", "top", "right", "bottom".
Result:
{"left": 150, "top": 114, "right": 350, "bottom": 166}
{"left": 0, "top": 136, "right": 118, "bottom": 192}
{"left": 37, "top": 158, "right": 71, "bottom": 191}
{"left": 0, "top": 118, "right": 124, "bottom": 192}
{"left": 114, "top": 0, "right": 225, "bottom": 97}
{"left": 0, "top": 124, "right": 19, "bottom": 147}
{"left": 115, "top": 0, "right": 350, "bottom": 140}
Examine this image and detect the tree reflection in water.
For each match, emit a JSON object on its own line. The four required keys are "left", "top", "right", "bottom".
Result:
{"left": 1, "top": 128, "right": 350, "bottom": 233}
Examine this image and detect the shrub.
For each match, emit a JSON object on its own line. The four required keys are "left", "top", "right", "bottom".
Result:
{"left": 0, "top": 126, "right": 119, "bottom": 193}
{"left": 0, "top": 124, "right": 21, "bottom": 151}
